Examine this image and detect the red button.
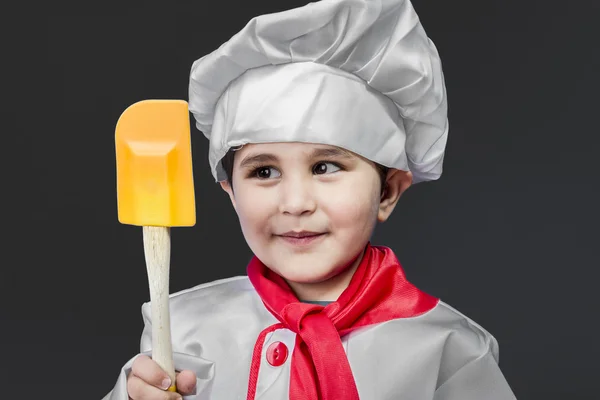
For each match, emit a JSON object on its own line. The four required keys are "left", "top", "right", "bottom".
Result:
{"left": 266, "top": 341, "right": 288, "bottom": 366}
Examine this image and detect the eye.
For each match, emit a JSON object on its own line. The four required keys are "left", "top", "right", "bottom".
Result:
{"left": 254, "top": 166, "right": 281, "bottom": 179}
{"left": 313, "top": 162, "right": 341, "bottom": 175}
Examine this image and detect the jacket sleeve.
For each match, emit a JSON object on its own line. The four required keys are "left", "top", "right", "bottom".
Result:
{"left": 433, "top": 347, "right": 517, "bottom": 400}
{"left": 102, "top": 303, "right": 216, "bottom": 400}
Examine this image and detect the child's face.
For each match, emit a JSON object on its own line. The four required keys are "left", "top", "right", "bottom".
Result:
{"left": 220, "top": 142, "right": 410, "bottom": 297}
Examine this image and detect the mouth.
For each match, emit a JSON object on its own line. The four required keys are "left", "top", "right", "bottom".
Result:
{"left": 279, "top": 231, "right": 325, "bottom": 238}
{"left": 276, "top": 231, "right": 328, "bottom": 246}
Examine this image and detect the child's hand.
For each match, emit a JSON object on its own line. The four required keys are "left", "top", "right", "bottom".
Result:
{"left": 127, "top": 354, "right": 197, "bottom": 399}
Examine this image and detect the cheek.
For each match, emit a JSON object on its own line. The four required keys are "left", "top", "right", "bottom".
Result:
{"left": 234, "top": 187, "right": 274, "bottom": 235}
{"left": 322, "top": 181, "right": 380, "bottom": 230}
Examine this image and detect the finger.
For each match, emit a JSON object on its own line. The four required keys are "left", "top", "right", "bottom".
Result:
{"left": 175, "top": 370, "right": 197, "bottom": 395}
{"left": 131, "top": 355, "right": 173, "bottom": 390}
{"left": 127, "top": 373, "right": 182, "bottom": 400}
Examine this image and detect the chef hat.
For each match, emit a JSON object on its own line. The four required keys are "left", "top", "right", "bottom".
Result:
{"left": 189, "top": 0, "right": 448, "bottom": 184}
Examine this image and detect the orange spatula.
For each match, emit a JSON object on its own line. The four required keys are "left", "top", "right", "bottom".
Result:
{"left": 115, "top": 99, "right": 196, "bottom": 393}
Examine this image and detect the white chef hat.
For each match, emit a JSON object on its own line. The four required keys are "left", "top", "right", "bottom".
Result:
{"left": 189, "top": 0, "right": 448, "bottom": 184}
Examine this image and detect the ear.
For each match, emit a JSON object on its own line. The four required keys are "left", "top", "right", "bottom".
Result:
{"left": 378, "top": 169, "right": 412, "bottom": 222}
{"left": 219, "top": 181, "right": 237, "bottom": 211}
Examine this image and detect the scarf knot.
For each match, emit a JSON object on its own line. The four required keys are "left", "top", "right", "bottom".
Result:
{"left": 280, "top": 303, "right": 328, "bottom": 333}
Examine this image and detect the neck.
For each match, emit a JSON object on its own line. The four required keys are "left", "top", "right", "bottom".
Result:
{"left": 285, "top": 248, "right": 365, "bottom": 302}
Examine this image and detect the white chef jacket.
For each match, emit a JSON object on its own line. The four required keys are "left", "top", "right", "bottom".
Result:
{"left": 103, "top": 276, "right": 517, "bottom": 399}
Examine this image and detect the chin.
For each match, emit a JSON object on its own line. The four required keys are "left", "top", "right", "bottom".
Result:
{"left": 273, "top": 257, "right": 346, "bottom": 284}
{"left": 250, "top": 239, "right": 362, "bottom": 283}
{"left": 280, "top": 270, "right": 332, "bottom": 285}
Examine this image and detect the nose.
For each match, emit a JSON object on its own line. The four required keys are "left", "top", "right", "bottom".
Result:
{"left": 278, "top": 174, "right": 316, "bottom": 216}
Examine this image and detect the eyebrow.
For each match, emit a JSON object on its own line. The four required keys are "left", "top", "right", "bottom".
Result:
{"left": 239, "top": 153, "right": 279, "bottom": 169}
{"left": 238, "top": 147, "right": 356, "bottom": 169}
{"left": 308, "top": 147, "right": 355, "bottom": 160}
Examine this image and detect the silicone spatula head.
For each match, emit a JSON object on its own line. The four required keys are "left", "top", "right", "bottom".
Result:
{"left": 115, "top": 100, "right": 196, "bottom": 227}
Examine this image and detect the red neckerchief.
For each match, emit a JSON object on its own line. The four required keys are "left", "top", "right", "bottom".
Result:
{"left": 246, "top": 243, "right": 439, "bottom": 400}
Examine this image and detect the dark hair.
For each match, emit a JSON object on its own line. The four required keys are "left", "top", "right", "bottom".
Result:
{"left": 222, "top": 149, "right": 389, "bottom": 195}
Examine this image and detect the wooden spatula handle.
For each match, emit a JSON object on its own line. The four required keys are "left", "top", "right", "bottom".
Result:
{"left": 142, "top": 226, "right": 177, "bottom": 392}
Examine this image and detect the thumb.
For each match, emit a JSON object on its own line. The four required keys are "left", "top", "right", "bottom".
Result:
{"left": 175, "top": 370, "right": 197, "bottom": 395}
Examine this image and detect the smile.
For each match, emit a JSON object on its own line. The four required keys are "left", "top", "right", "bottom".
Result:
{"left": 276, "top": 232, "right": 327, "bottom": 246}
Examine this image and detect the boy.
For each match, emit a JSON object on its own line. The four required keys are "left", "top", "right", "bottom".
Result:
{"left": 104, "top": 0, "right": 517, "bottom": 399}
